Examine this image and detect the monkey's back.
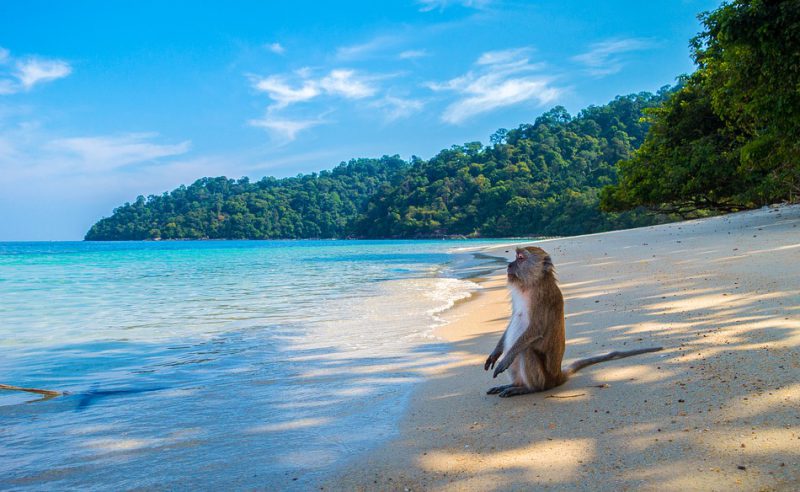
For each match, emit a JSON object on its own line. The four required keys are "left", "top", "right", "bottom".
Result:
{"left": 529, "top": 275, "right": 566, "bottom": 388}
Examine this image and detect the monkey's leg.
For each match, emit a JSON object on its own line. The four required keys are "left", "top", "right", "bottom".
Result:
{"left": 487, "top": 384, "right": 517, "bottom": 395}
{"left": 498, "top": 386, "right": 535, "bottom": 398}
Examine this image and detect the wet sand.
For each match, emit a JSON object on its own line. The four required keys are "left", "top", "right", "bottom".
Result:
{"left": 327, "top": 205, "right": 800, "bottom": 491}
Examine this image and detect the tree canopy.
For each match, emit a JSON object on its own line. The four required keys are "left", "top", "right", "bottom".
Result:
{"left": 86, "top": 157, "right": 409, "bottom": 240}
{"left": 602, "top": 0, "right": 800, "bottom": 215}
{"left": 354, "top": 92, "right": 670, "bottom": 238}
{"left": 86, "top": 92, "right": 670, "bottom": 240}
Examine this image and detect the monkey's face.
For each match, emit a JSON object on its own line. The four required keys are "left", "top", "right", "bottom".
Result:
{"left": 507, "top": 247, "right": 552, "bottom": 288}
{"left": 507, "top": 248, "right": 529, "bottom": 285}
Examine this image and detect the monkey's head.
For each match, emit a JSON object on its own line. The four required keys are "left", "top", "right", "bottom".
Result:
{"left": 507, "top": 246, "right": 555, "bottom": 289}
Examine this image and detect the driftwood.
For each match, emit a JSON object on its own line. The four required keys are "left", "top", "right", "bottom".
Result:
{"left": 0, "top": 383, "right": 61, "bottom": 397}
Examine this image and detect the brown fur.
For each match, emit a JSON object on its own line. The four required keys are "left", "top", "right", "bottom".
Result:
{"left": 484, "top": 246, "right": 662, "bottom": 398}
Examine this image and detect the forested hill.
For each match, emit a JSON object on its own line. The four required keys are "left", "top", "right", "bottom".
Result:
{"left": 85, "top": 90, "right": 670, "bottom": 241}
{"left": 354, "top": 91, "right": 668, "bottom": 237}
{"left": 86, "top": 157, "right": 409, "bottom": 240}
{"left": 601, "top": 0, "right": 800, "bottom": 216}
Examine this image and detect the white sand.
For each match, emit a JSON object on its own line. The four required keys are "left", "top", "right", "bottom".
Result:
{"left": 327, "top": 205, "right": 800, "bottom": 491}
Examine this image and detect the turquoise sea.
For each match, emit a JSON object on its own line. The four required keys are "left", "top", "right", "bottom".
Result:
{"left": 0, "top": 240, "right": 510, "bottom": 490}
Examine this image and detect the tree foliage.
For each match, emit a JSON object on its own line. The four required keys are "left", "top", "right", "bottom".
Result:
{"left": 86, "top": 157, "right": 408, "bottom": 240}
{"left": 86, "top": 92, "right": 670, "bottom": 240}
{"left": 602, "top": 0, "right": 800, "bottom": 215}
{"left": 355, "top": 93, "right": 670, "bottom": 237}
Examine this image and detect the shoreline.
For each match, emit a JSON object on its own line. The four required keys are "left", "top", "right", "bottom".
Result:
{"left": 326, "top": 205, "right": 800, "bottom": 491}
{"left": 0, "top": 239, "right": 509, "bottom": 490}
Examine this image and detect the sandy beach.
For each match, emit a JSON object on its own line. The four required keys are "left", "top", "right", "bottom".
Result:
{"left": 329, "top": 205, "right": 800, "bottom": 491}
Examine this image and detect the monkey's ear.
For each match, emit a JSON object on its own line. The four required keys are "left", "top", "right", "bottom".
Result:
{"left": 541, "top": 254, "right": 555, "bottom": 274}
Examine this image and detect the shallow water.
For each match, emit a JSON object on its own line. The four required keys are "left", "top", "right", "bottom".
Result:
{"left": 0, "top": 240, "right": 509, "bottom": 490}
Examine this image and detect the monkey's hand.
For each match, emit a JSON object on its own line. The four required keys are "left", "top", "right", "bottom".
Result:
{"left": 484, "top": 350, "right": 502, "bottom": 371}
{"left": 492, "top": 356, "right": 513, "bottom": 378}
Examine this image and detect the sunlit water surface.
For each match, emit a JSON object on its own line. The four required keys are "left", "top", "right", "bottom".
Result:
{"left": 0, "top": 240, "right": 509, "bottom": 490}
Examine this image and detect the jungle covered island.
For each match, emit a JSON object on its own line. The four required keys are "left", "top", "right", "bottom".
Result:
{"left": 86, "top": 0, "right": 800, "bottom": 241}
{"left": 86, "top": 157, "right": 410, "bottom": 240}
{"left": 86, "top": 91, "right": 670, "bottom": 240}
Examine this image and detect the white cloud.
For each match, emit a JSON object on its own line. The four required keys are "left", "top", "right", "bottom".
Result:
{"left": 48, "top": 133, "right": 191, "bottom": 171}
{"left": 253, "top": 75, "right": 321, "bottom": 108}
{"left": 417, "top": 0, "right": 491, "bottom": 12}
{"left": 371, "top": 96, "right": 424, "bottom": 122}
{"left": 428, "top": 47, "right": 561, "bottom": 124}
{"left": 476, "top": 47, "right": 531, "bottom": 66}
{"left": 252, "top": 69, "right": 378, "bottom": 109}
{"left": 398, "top": 49, "right": 429, "bottom": 60}
{"left": 248, "top": 52, "right": 411, "bottom": 141}
{"left": 441, "top": 78, "right": 559, "bottom": 124}
{"left": 248, "top": 116, "right": 325, "bottom": 143}
{"left": 0, "top": 48, "right": 72, "bottom": 94}
{"left": 335, "top": 36, "right": 397, "bottom": 61}
{"left": 266, "top": 42, "right": 286, "bottom": 55}
{"left": 15, "top": 58, "right": 72, "bottom": 90}
{"left": 319, "top": 70, "right": 377, "bottom": 99}
{"left": 0, "top": 123, "right": 193, "bottom": 189}
{"left": 0, "top": 120, "right": 246, "bottom": 239}
{"left": 572, "top": 38, "right": 653, "bottom": 76}
{"left": 249, "top": 68, "right": 384, "bottom": 142}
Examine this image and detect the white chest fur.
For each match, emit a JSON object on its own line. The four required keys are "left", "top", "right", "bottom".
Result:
{"left": 504, "top": 285, "right": 530, "bottom": 353}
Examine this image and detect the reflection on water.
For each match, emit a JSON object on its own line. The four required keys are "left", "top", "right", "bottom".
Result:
{"left": 0, "top": 240, "right": 507, "bottom": 490}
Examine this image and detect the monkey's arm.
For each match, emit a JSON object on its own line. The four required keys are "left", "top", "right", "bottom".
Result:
{"left": 492, "top": 298, "right": 562, "bottom": 378}
{"left": 484, "top": 332, "right": 506, "bottom": 371}
{"left": 492, "top": 333, "right": 544, "bottom": 378}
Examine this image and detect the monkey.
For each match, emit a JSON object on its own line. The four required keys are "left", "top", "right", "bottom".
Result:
{"left": 483, "top": 246, "right": 662, "bottom": 398}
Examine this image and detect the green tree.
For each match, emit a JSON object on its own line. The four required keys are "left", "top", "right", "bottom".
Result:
{"left": 603, "top": 0, "right": 800, "bottom": 214}
{"left": 87, "top": 92, "right": 671, "bottom": 240}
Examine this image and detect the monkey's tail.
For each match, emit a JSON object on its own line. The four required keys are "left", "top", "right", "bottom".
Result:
{"left": 564, "top": 347, "right": 662, "bottom": 377}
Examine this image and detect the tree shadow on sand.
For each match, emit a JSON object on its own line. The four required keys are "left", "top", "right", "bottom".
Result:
{"left": 342, "top": 208, "right": 800, "bottom": 490}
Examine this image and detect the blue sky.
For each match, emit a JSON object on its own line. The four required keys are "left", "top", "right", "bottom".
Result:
{"left": 0, "top": 0, "right": 721, "bottom": 240}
